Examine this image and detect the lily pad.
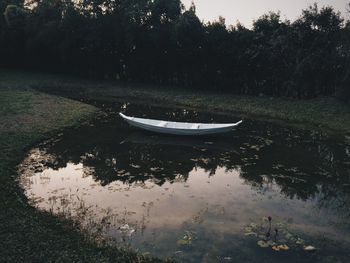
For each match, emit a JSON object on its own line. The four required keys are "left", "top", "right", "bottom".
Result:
{"left": 244, "top": 227, "right": 253, "bottom": 232}
{"left": 266, "top": 240, "right": 277, "bottom": 246}
{"left": 304, "top": 245, "right": 317, "bottom": 252}
{"left": 177, "top": 239, "right": 191, "bottom": 246}
{"left": 250, "top": 223, "right": 258, "bottom": 229}
{"left": 257, "top": 240, "right": 269, "bottom": 248}
{"left": 296, "top": 238, "right": 305, "bottom": 245}
{"left": 279, "top": 244, "right": 289, "bottom": 250}
{"left": 177, "top": 231, "right": 197, "bottom": 246}
{"left": 272, "top": 244, "right": 289, "bottom": 251}
{"left": 243, "top": 217, "right": 311, "bottom": 252}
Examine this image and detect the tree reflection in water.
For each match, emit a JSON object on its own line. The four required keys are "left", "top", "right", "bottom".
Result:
{"left": 37, "top": 104, "right": 350, "bottom": 210}
{"left": 19, "top": 103, "right": 350, "bottom": 261}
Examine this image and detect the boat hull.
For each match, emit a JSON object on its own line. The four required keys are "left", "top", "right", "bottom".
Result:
{"left": 120, "top": 113, "right": 242, "bottom": 136}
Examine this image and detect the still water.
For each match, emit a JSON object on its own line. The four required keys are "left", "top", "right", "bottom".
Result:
{"left": 19, "top": 102, "right": 350, "bottom": 262}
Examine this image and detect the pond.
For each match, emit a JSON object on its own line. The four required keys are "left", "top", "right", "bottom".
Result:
{"left": 18, "top": 102, "right": 350, "bottom": 262}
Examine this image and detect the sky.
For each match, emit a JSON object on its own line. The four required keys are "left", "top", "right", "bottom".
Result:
{"left": 181, "top": 0, "right": 349, "bottom": 27}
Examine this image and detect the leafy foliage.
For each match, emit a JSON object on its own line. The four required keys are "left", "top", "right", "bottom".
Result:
{"left": 0, "top": 1, "right": 349, "bottom": 100}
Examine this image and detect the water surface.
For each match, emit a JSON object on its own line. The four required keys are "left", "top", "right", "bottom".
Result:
{"left": 19, "top": 102, "right": 350, "bottom": 262}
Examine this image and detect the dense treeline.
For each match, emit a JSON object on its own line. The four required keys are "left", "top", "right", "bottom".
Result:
{"left": 0, "top": 0, "right": 349, "bottom": 100}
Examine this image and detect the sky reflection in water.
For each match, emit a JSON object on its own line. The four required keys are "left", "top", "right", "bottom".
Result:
{"left": 19, "top": 103, "right": 350, "bottom": 262}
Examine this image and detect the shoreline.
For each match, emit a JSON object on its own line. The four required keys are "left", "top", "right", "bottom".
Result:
{"left": 0, "top": 89, "right": 162, "bottom": 262}
{"left": 2, "top": 69, "right": 346, "bottom": 135}
{"left": 0, "top": 69, "right": 349, "bottom": 261}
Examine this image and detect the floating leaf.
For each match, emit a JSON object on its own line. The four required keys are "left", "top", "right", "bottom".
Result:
{"left": 250, "top": 223, "right": 258, "bottom": 229}
{"left": 244, "top": 227, "right": 253, "bottom": 232}
{"left": 279, "top": 244, "right": 289, "bottom": 250}
{"left": 244, "top": 218, "right": 310, "bottom": 252}
{"left": 296, "top": 238, "right": 305, "bottom": 245}
{"left": 177, "top": 239, "right": 190, "bottom": 246}
{"left": 272, "top": 244, "right": 289, "bottom": 251}
{"left": 177, "top": 231, "right": 196, "bottom": 246}
{"left": 272, "top": 245, "right": 280, "bottom": 251}
{"left": 257, "top": 240, "right": 269, "bottom": 248}
{"left": 304, "top": 245, "right": 317, "bottom": 252}
{"left": 267, "top": 240, "right": 276, "bottom": 246}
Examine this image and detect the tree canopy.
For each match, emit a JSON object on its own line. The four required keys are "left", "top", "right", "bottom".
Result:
{"left": 0, "top": 0, "right": 349, "bottom": 100}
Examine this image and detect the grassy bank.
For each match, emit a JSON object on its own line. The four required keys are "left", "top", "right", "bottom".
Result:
{"left": 1, "top": 69, "right": 349, "bottom": 135}
{"left": 0, "top": 69, "right": 349, "bottom": 261}
{"left": 0, "top": 89, "right": 163, "bottom": 262}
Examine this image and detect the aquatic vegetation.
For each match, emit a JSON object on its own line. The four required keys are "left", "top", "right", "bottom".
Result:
{"left": 15, "top": 100, "right": 350, "bottom": 262}
{"left": 304, "top": 245, "right": 317, "bottom": 252}
{"left": 177, "top": 231, "right": 197, "bottom": 246}
{"left": 244, "top": 217, "right": 315, "bottom": 252}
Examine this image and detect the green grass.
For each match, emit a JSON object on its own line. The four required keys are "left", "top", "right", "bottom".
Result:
{"left": 0, "top": 68, "right": 349, "bottom": 262}
{"left": 0, "top": 89, "right": 164, "bottom": 262}
{"left": 2, "top": 69, "right": 347, "bottom": 134}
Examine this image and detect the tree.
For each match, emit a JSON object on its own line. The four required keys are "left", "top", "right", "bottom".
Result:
{"left": 4, "top": 5, "right": 27, "bottom": 28}
{"left": 0, "top": 2, "right": 26, "bottom": 67}
{"left": 174, "top": 5, "right": 205, "bottom": 86}
{"left": 0, "top": 0, "right": 348, "bottom": 99}
{"left": 290, "top": 4, "right": 344, "bottom": 98}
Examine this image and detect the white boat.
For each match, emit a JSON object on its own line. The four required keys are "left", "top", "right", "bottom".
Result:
{"left": 119, "top": 113, "right": 242, "bottom": 136}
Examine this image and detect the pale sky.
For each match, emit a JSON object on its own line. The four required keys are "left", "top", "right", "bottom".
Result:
{"left": 181, "top": 0, "right": 349, "bottom": 27}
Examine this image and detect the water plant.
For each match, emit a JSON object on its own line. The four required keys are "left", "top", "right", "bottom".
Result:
{"left": 244, "top": 216, "right": 316, "bottom": 252}
{"left": 177, "top": 231, "right": 197, "bottom": 246}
